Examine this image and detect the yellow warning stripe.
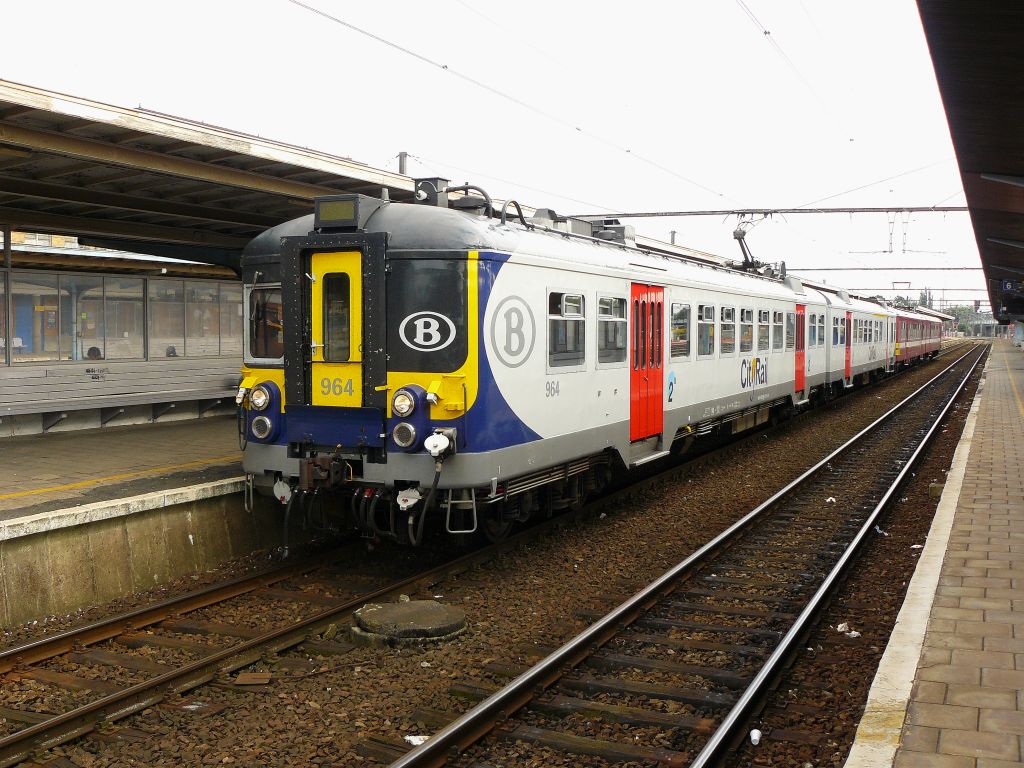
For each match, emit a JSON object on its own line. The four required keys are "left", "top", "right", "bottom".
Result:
{"left": 1004, "top": 349, "right": 1024, "bottom": 420}
{"left": 0, "top": 454, "right": 240, "bottom": 501}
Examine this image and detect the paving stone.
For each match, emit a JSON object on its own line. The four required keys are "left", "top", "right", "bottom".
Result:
{"left": 938, "top": 728, "right": 1020, "bottom": 760}
{"left": 900, "top": 725, "right": 939, "bottom": 753}
{"left": 909, "top": 702, "right": 979, "bottom": 730}
{"left": 980, "top": 708, "right": 1024, "bottom": 736}
{"left": 912, "top": 680, "right": 948, "bottom": 704}
{"left": 918, "top": 665, "right": 982, "bottom": 685}
{"left": 946, "top": 684, "right": 1017, "bottom": 709}
{"left": 894, "top": 752, "right": 974, "bottom": 768}
{"left": 950, "top": 649, "right": 1017, "bottom": 669}
{"left": 982, "top": 668, "right": 1024, "bottom": 688}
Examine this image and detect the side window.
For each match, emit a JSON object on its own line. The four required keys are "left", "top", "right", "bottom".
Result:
{"left": 721, "top": 307, "right": 736, "bottom": 355}
{"left": 809, "top": 313, "right": 817, "bottom": 347}
{"left": 841, "top": 318, "right": 847, "bottom": 346}
{"left": 698, "top": 304, "right": 715, "bottom": 357}
{"left": 757, "top": 309, "right": 770, "bottom": 351}
{"left": 671, "top": 303, "right": 690, "bottom": 359}
{"left": 833, "top": 316, "right": 839, "bottom": 346}
{"left": 772, "top": 311, "right": 784, "bottom": 351}
{"left": 785, "top": 312, "right": 796, "bottom": 350}
{"left": 597, "top": 296, "right": 627, "bottom": 364}
{"left": 740, "top": 308, "right": 753, "bottom": 353}
{"left": 818, "top": 314, "right": 825, "bottom": 347}
{"left": 548, "top": 291, "right": 585, "bottom": 368}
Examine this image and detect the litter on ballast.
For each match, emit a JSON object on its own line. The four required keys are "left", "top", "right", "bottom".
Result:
{"left": 846, "top": 631, "right": 861, "bottom": 638}
{"left": 750, "top": 729, "right": 762, "bottom": 746}
{"left": 875, "top": 525, "right": 890, "bottom": 536}
{"left": 420, "top": 661, "right": 432, "bottom": 668}
{"left": 911, "top": 544, "right": 923, "bottom": 549}
{"left": 825, "top": 497, "right": 836, "bottom": 503}
{"left": 404, "top": 735, "right": 429, "bottom": 746}
{"left": 836, "top": 622, "right": 850, "bottom": 633}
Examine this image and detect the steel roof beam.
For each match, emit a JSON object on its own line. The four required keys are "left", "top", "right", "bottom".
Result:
{"left": 0, "top": 121, "right": 338, "bottom": 199}
{"left": 0, "top": 177, "right": 278, "bottom": 228}
{"left": 0, "top": 205, "right": 248, "bottom": 248}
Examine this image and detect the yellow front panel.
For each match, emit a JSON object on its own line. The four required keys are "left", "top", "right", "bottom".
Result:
{"left": 311, "top": 251, "right": 363, "bottom": 407}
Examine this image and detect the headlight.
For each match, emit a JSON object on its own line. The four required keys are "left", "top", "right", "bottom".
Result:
{"left": 393, "top": 389, "right": 415, "bottom": 417}
{"left": 251, "top": 416, "right": 273, "bottom": 439}
{"left": 250, "top": 385, "right": 271, "bottom": 411}
{"left": 393, "top": 422, "right": 417, "bottom": 448}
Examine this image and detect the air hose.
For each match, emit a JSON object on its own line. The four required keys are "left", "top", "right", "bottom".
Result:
{"left": 407, "top": 460, "right": 443, "bottom": 546}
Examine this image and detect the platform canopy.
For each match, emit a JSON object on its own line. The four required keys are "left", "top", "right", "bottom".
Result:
{"left": 917, "top": 2, "right": 1024, "bottom": 322}
{"left": 0, "top": 80, "right": 415, "bottom": 270}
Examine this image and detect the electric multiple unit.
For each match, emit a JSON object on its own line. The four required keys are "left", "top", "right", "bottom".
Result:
{"left": 237, "top": 184, "right": 942, "bottom": 544}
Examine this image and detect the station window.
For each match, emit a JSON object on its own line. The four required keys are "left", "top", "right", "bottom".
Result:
{"left": 720, "top": 307, "right": 736, "bottom": 355}
{"left": 148, "top": 280, "right": 185, "bottom": 358}
{"left": 772, "top": 310, "right": 784, "bottom": 351}
{"left": 58, "top": 274, "right": 104, "bottom": 361}
{"left": 0, "top": 273, "right": 6, "bottom": 364}
{"left": 809, "top": 313, "right": 818, "bottom": 347}
{"left": 670, "top": 303, "right": 690, "bottom": 359}
{"left": 549, "top": 291, "right": 585, "bottom": 368}
{"left": 818, "top": 314, "right": 825, "bottom": 347}
{"left": 598, "top": 296, "right": 627, "bottom": 364}
{"left": 250, "top": 286, "right": 285, "bottom": 360}
{"left": 757, "top": 309, "right": 770, "bottom": 351}
{"left": 697, "top": 304, "right": 715, "bottom": 357}
{"left": 219, "top": 284, "right": 243, "bottom": 356}
{"left": 186, "top": 282, "right": 220, "bottom": 357}
{"left": 11, "top": 273, "right": 60, "bottom": 362}
{"left": 105, "top": 277, "right": 145, "bottom": 360}
{"left": 785, "top": 312, "right": 796, "bottom": 349}
{"left": 740, "top": 308, "right": 753, "bottom": 353}
{"left": 323, "top": 274, "right": 351, "bottom": 361}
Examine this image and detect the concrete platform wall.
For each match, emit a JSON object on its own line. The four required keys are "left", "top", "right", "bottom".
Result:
{"left": 0, "top": 483, "right": 290, "bottom": 627}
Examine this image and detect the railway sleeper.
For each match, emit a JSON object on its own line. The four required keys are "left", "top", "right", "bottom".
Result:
{"left": 496, "top": 724, "right": 691, "bottom": 767}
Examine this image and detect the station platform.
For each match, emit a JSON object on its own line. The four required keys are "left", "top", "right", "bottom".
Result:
{"left": 848, "top": 339, "right": 1024, "bottom": 767}
{"left": 0, "top": 416, "right": 241, "bottom": 521}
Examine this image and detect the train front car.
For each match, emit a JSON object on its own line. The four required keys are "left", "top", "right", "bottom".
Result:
{"left": 238, "top": 193, "right": 532, "bottom": 544}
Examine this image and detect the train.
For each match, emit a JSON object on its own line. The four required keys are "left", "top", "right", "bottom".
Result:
{"left": 236, "top": 180, "right": 942, "bottom": 545}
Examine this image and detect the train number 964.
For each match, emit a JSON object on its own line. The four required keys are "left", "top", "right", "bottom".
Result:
{"left": 321, "top": 377, "right": 355, "bottom": 397}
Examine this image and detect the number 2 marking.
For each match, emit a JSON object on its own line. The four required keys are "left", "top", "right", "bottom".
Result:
{"left": 320, "top": 377, "right": 354, "bottom": 397}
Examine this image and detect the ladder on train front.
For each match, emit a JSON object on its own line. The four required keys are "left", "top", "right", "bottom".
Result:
{"left": 444, "top": 488, "right": 478, "bottom": 534}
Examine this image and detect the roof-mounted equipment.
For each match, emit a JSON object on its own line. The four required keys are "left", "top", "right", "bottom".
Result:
{"left": 314, "top": 194, "right": 385, "bottom": 232}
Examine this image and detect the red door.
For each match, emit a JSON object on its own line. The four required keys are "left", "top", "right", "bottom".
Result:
{"left": 630, "top": 284, "right": 664, "bottom": 441}
{"left": 795, "top": 304, "right": 806, "bottom": 396}
{"left": 845, "top": 311, "right": 853, "bottom": 379}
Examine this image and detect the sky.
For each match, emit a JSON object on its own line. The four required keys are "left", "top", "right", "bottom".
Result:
{"left": 0, "top": 0, "right": 987, "bottom": 310}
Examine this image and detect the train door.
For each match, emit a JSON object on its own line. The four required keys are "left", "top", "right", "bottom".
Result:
{"left": 888, "top": 317, "right": 896, "bottom": 371}
{"left": 794, "top": 304, "right": 806, "bottom": 399}
{"left": 308, "top": 251, "right": 363, "bottom": 407}
{"left": 630, "top": 284, "right": 664, "bottom": 441}
{"left": 845, "top": 311, "right": 853, "bottom": 384}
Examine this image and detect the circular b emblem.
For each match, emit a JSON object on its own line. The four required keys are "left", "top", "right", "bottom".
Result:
{"left": 399, "top": 311, "right": 457, "bottom": 352}
{"left": 489, "top": 295, "right": 536, "bottom": 368}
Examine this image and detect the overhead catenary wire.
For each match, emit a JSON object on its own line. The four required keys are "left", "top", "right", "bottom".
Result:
{"left": 284, "top": 0, "right": 732, "bottom": 201}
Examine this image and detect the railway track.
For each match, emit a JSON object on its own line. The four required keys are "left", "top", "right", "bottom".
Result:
{"left": 0, "top": 346, "right": 978, "bottom": 766}
{"left": 389, "top": 345, "right": 986, "bottom": 768}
